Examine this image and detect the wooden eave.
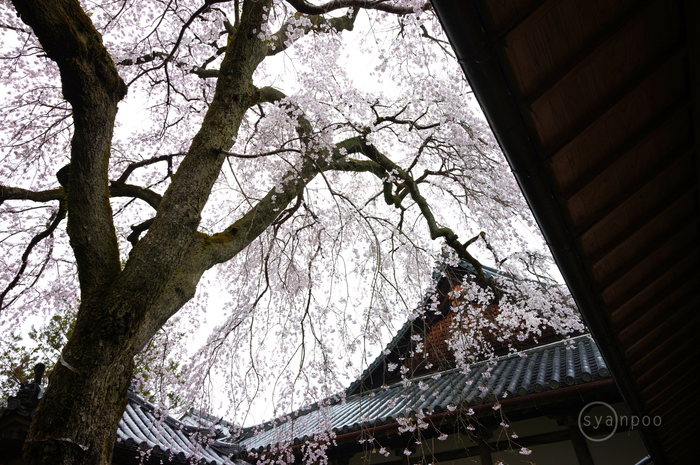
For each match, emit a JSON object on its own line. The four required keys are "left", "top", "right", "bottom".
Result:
{"left": 430, "top": 0, "right": 700, "bottom": 463}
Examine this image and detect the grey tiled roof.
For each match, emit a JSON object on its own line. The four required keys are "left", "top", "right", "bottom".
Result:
{"left": 235, "top": 335, "right": 609, "bottom": 453}
{"left": 117, "top": 390, "right": 242, "bottom": 464}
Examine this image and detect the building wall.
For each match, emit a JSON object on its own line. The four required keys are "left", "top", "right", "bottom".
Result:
{"left": 343, "top": 402, "right": 649, "bottom": 465}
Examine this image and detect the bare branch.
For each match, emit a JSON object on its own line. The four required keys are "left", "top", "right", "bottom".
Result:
{"left": 0, "top": 186, "right": 64, "bottom": 204}
{"left": 127, "top": 218, "right": 155, "bottom": 247}
{"left": 119, "top": 47, "right": 226, "bottom": 81}
{"left": 1, "top": 183, "right": 161, "bottom": 211}
{"left": 255, "top": 86, "right": 287, "bottom": 105}
{"left": 117, "top": 51, "right": 168, "bottom": 67}
{"left": 113, "top": 153, "right": 186, "bottom": 186}
{"left": 0, "top": 205, "right": 66, "bottom": 310}
{"left": 218, "top": 147, "right": 302, "bottom": 159}
{"left": 192, "top": 68, "right": 220, "bottom": 79}
{"left": 339, "top": 137, "right": 489, "bottom": 283}
{"left": 374, "top": 105, "right": 440, "bottom": 131}
{"left": 109, "top": 184, "right": 162, "bottom": 210}
{"left": 285, "top": 0, "right": 431, "bottom": 15}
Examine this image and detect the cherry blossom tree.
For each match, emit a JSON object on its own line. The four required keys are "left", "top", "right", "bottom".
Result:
{"left": 0, "top": 0, "right": 581, "bottom": 464}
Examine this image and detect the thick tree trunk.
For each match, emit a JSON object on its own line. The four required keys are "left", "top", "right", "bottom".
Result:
{"left": 9, "top": 3, "right": 129, "bottom": 462}
{"left": 22, "top": 309, "right": 135, "bottom": 464}
{"left": 11, "top": 1, "right": 275, "bottom": 464}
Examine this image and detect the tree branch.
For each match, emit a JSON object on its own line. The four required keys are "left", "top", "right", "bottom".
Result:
{"left": 125, "top": 0, "right": 233, "bottom": 86}
{"left": 341, "top": 137, "right": 489, "bottom": 283}
{"left": 267, "top": 8, "right": 359, "bottom": 56}
{"left": 127, "top": 218, "right": 155, "bottom": 247}
{"left": 201, "top": 137, "right": 382, "bottom": 267}
{"left": 254, "top": 86, "right": 287, "bottom": 105}
{"left": 1, "top": 184, "right": 161, "bottom": 211}
{"left": 0, "top": 205, "right": 66, "bottom": 311}
{"left": 109, "top": 184, "right": 162, "bottom": 210}
{"left": 113, "top": 153, "right": 185, "bottom": 186}
{"left": 285, "top": 0, "right": 431, "bottom": 15}
{"left": 12, "top": 0, "right": 126, "bottom": 296}
{"left": 218, "top": 147, "right": 302, "bottom": 159}
{"left": 0, "top": 186, "right": 64, "bottom": 204}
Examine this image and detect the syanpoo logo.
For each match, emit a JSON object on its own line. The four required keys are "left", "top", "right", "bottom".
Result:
{"left": 578, "top": 401, "right": 618, "bottom": 442}
{"left": 578, "top": 401, "right": 662, "bottom": 442}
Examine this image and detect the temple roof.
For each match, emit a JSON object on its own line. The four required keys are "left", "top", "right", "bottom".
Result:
{"left": 115, "top": 389, "right": 243, "bottom": 465}
{"left": 235, "top": 334, "right": 610, "bottom": 454}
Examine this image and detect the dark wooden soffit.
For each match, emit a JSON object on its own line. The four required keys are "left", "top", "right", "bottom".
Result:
{"left": 430, "top": 0, "right": 700, "bottom": 463}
